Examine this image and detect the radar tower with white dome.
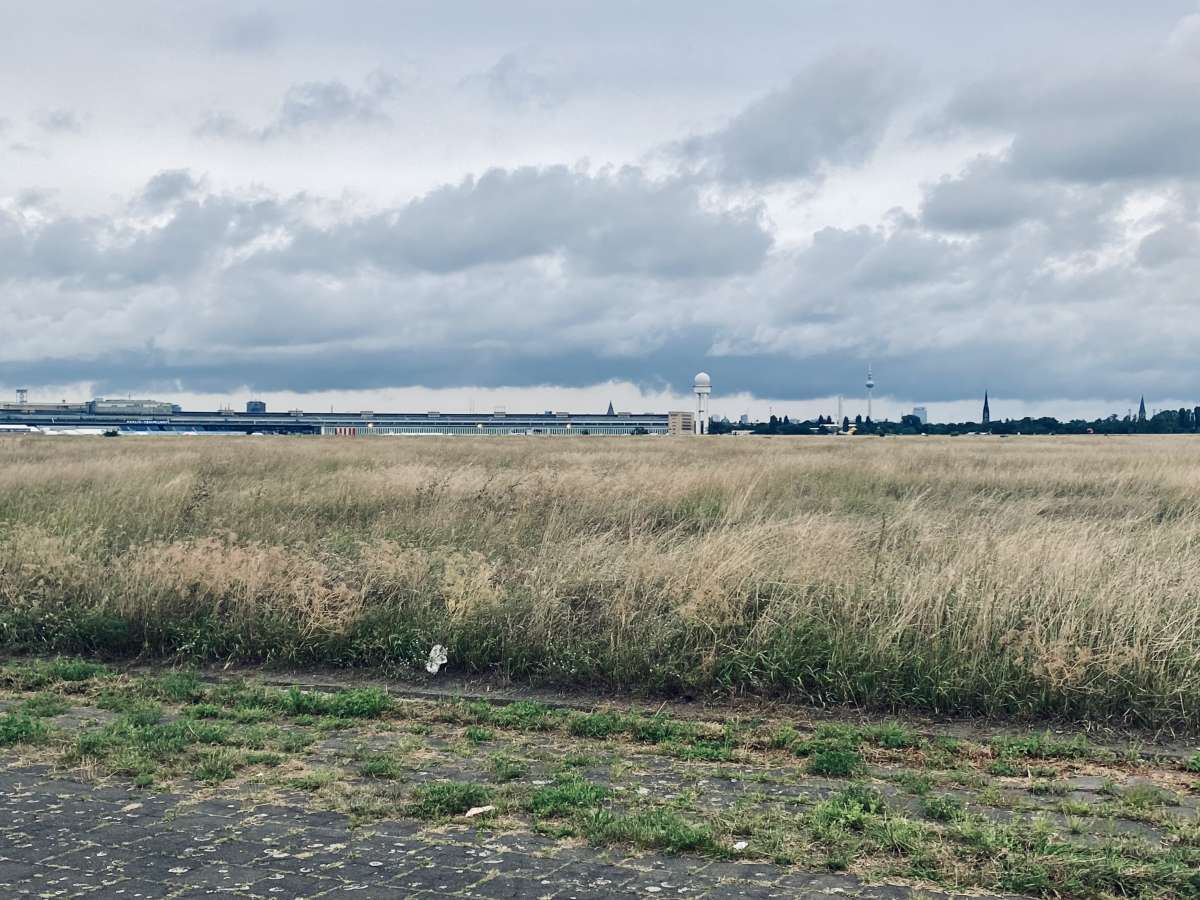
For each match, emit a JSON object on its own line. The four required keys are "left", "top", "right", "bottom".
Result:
{"left": 693, "top": 372, "right": 711, "bottom": 435}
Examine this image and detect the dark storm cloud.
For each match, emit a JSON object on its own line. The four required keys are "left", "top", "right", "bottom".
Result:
{"left": 675, "top": 50, "right": 916, "bottom": 184}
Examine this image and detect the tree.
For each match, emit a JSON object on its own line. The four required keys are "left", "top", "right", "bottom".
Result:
{"left": 842, "top": 416, "right": 850, "bottom": 431}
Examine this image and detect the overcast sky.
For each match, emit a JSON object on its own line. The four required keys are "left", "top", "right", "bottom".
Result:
{"left": 2, "top": 1, "right": 1199, "bottom": 421}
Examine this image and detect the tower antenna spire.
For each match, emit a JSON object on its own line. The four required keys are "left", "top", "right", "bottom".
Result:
{"left": 865, "top": 365, "right": 875, "bottom": 421}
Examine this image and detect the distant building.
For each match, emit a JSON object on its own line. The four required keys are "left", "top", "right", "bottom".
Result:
{"left": 667, "top": 411, "right": 696, "bottom": 435}
{"left": 912, "top": 406, "right": 928, "bottom": 425}
{"left": 89, "top": 398, "right": 175, "bottom": 416}
{"left": 739, "top": 413, "right": 750, "bottom": 425}
{"left": 982, "top": 392, "right": 991, "bottom": 427}
{"left": 246, "top": 400, "right": 267, "bottom": 414}
{"left": 1138, "top": 396, "right": 1147, "bottom": 423}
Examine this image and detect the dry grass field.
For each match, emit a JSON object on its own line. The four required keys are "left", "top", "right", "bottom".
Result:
{"left": 2, "top": 434, "right": 1199, "bottom": 731}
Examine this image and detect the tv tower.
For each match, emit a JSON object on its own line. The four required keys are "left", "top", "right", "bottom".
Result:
{"left": 865, "top": 365, "right": 875, "bottom": 420}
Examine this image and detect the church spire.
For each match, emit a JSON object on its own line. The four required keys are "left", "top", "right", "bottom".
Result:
{"left": 1138, "top": 396, "right": 1146, "bottom": 423}
{"left": 606, "top": 401, "right": 615, "bottom": 416}
{"left": 982, "top": 391, "right": 991, "bottom": 427}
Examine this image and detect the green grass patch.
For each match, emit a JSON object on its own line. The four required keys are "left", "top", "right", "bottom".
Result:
{"left": 243, "top": 751, "right": 284, "bottom": 767}
{"left": 809, "top": 784, "right": 887, "bottom": 833}
{"left": 991, "top": 732, "right": 1101, "bottom": 761}
{"left": 192, "top": 749, "right": 242, "bottom": 783}
{"left": 273, "top": 686, "right": 390, "bottom": 719}
{"left": 359, "top": 753, "right": 407, "bottom": 779}
{"left": 491, "top": 701, "right": 557, "bottom": 731}
{"left": 490, "top": 754, "right": 529, "bottom": 783}
{"left": 289, "top": 769, "right": 338, "bottom": 791}
{"left": 0, "top": 712, "right": 49, "bottom": 745}
{"left": 464, "top": 725, "right": 494, "bottom": 744}
{"left": 864, "top": 723, "right": 920, "bottom": 750}
{"left": 568, "top": 711, "right": 626, "bottom": 739}
{"left": 531, "top": 775, "right": 609, "bottom": 817}
{"left": 407, "top": 782, "right": 491, "bottom": 818}
{"left": 148, "top": 671, "right": 206, "bottom": 702}
{"left": 767, "top": 723, "right": 801, "bottom": 750}
{"left": 629, "top": 715, "right": 696, "bottom": 745}
{"left": 20, "top": 693, "right": 70, "bottom": 718}
{"left": 666, "top": 740, "right": 733, "bottom": 762}
{"left": 806, "top": 749, "right": 865, "bottom": 778}
{"left": 1, "top": 658, "right": 111, "bottom": 691}
{"left": 893, "top": 770, "right": 934, "bottom": 795}
{"left": 578, "top": 808, "right": 716, "bottom": 854}
{"left": 920, "top": 793, "right": 966, "bottom": 822}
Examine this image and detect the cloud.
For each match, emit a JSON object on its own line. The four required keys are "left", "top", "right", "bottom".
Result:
{"left": 139, "top": 170, "right": 204, "bottom": 209}
{"left": 7, "top": 6, "right": 1200, "bottom": 409}
{"left": 463, "top": 52, "right": 564, "bottom": 109}
{"left": 934, "top": 54, "right": 1200, "bottom": 184}
{"left": 33, "top": 108, "right": 83, "bottom": 134}
{"left": 197, "top": 71, "right": 403, "bottom": 140}
{"left": 211, "top": 10, "right": 281, "bottom": 54}
{"left": 920, "top": 157, "right": 1054, "bottom": 232}
{"left": 673, "top": 50, "right": 916, "bottom": 185}
{"left": 1137, "top": 222, "right": 1199, "bottom": 267}
{"left": 268, "top": 165, "right": 772, "bottom": 278}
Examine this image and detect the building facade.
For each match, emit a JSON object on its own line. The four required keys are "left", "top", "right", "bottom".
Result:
{"left": 667, "top": 411, "right": 695, "bottom": 435}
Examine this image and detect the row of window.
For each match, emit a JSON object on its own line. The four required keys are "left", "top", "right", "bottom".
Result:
{"left": 323, "top": 424, "right": 666, "bottom": 436}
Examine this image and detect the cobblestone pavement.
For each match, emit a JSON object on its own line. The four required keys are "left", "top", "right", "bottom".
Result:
{"left": 0, "top": 765, "right": 999, "bottom": 899}
{"left": 4, "top": 663, "right": 1198, "bottom": 899}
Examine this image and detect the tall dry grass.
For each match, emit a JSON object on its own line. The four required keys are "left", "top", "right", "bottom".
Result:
{"left": 2, "top": 434, "right": 1199, "bottom": 728}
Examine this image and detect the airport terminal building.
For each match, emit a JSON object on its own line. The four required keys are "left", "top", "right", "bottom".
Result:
{"left": 0, "top": 399, "right": 671, "bottom": 436}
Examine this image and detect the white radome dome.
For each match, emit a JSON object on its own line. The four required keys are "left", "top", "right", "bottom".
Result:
{"left": 694, "top": 372, "right": 711, "bottom": 387}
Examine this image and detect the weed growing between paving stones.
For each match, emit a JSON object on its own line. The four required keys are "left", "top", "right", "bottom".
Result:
{"left": 358, "top": 752, "right": 407, "bottom": 779}
{"left": 193, "top": 749, "right": 242, "bottom": 783}
{"left": 991, "top": 732, "right": 1105, "bottom": 762}
{"left": 3, "top": 663, "right": 1200, "bottom": 900}
{"left": 489, "top": 754, "right": 529, "bottom": 782}
{"left": 407, "top": 782, "right": 491, "bottom": 818}
{"left": 920, "top": 794, "right": 966, "bottom": 822}
{"left": 529, "top": 774, "right": 609, "bottom": 817}
{"left": 0, "top": 712, "right": 49, "bottom": 745}
{"left": 806, "top": 748, "right": 865, "bottom": 777}
{"left": 19, "top": 693, "right": 69, "bottom": 717}
{"left": 464, "top": 725, "right": 494, "bottom": 743}
{"left": 578, "top": 808, "right": 717, "bottom": 854}
{"left": 289, "top": 769, "right": 338, "bottom": 791}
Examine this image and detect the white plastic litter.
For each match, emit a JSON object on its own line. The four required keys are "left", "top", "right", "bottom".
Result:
{"left": 733, "top": 840, "right": 748, "bottom": 850}
{"left": 426, "top": 644, "right": 448, "bottom": 674}
{"left": 464, "top": 805, "right": 495, "bottom": 818}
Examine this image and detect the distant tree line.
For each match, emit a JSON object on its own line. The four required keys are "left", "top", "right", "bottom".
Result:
{"left": 707, "top": 407, "right": 1200, "bottom": 436}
